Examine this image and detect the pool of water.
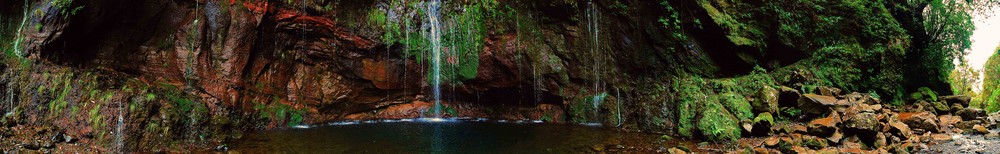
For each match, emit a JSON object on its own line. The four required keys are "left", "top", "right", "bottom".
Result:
{"left": 230, "top": 119, "right": 683, "bottom": 153}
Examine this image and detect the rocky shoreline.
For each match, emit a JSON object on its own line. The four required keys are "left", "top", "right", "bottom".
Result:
{"left": 661, "top": 85, "right": 995, "bottom": 154}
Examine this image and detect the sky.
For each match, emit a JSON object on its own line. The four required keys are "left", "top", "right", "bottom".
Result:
{"left": 962, "top": 6, "right": 1000, "bottom": 92}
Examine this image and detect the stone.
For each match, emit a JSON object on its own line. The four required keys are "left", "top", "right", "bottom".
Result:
{"left": 64, "top": 135, "right": 76, "bottom": 143}
{"left": 21, "top": 143, "right": 40, "bottom": 150}
{"left": 838, "top": 148, "right": 866, "bottom": 154}
{"left": 827, "top": 130, "right": 844, "bottom": 144}
{"left": 931, "top": 134, "right": 952, "bottom": 141}
{"left": 41, "top": 141, "right": 54, "bottom": 149}
{"left": 750, "top": 112, "right": 775, "bottom": 135}
{"left": 818, "top": 86, "right": 842, "bottom": 96}
{"left": 951, "top": 103, "right": 964, "bottom": 114}
{"left": 779, "top": 86, "right": 802, "bottom": 107}
{"left": 791, "top": 146, "right": 814, "bottom": 153}
{"left": 938, "top": 115, "right": 962, "bottom": 128}
{"left": 794, "top": 125, "right": 808, "bottom": 134}
{"left": 888, "top": 121, "right": 914, "bottom": 140}
{"left": 844, "top": 112, "right": 880, "bottom": 134}
{"left": 753, "top": 86, "right": 780, "bottom": 113}
{"left": 765, "top": 137, "right": 781, "bottom": 147}
{"left": 899, "top": 112, "right": 939, "bottom": 133}
{"left": 875, "top": 132, "right": 888, "bottom": 147}
{"left": 973, "top": 125, "right": 989, "bottom": 134}
{"left": 988, "top": 132, "right": 1000, "bottom": 139}
{"left": 955, "top": 120, "right": 982, "bottom": 130}
{"left": 802, "top": 135, "right": 829, "bottom": 149}
{"left": 667, "top": 147, "right": 688, "bottom": 154}
{"left": 941, "top": 95, "right": 972, "bottom": 107}
{"left": 799, "top": 94, "right": 849, "bottom": 115}
{"left": 808, "top": 112, "right": 840, "bottom": 136}
{"left": 931, "top": 101, "right": 950, "bottom": 113}
{"left": 956, "top": 108, "right": 986, "bottom": 121}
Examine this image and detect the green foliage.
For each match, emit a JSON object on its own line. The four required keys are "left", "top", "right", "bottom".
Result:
{"left": 910, "top": 87, "right": 939, "bottom": 102}
{"left": 367, "top": 1, "right": 516, "bottom": 84}
{"left": 89, "top": 102, "right": 104, "bottom": 138}
{"left": 569, "top": 92, "right": 608, "bottom": 124}
{"left": 51, "top": 0, "right": 85, "bottom": 18}
{"left": 949, "top": 59, "right": 980, "bottom": 97}
{"left": 443, "top": 105, "right": 458, "bottom": 117}
{"left": 695, "top": 0, "right": 765, "bottom": 48}
{"left": 975, "top": 46, "right": 1000, "bottom": 111}
{"left": 778, "top": 107, "right": 802, "bottom": 121}
{"left": 658, "top": 0, "right": 686, "bottom": 41}
{"left": 254, "top": 96, "right": 306, "bottom": 127}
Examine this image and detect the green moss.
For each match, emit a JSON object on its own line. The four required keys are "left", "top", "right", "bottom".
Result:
{"left": 673, "top": 77, "right": 706, "bottom": 138}
{"left": 697, "top": 97, "right": 741, "bottom": 141}
{"left": 718, "top": 92, "right": 752, "bottom": 120}
{"left": 753, "top": 112, "right": 774, "bottom": 125}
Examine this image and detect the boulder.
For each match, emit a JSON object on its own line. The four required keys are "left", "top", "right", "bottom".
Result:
{"left": 888, "top": 120, "right": 913, "bottom": 140}
{"left": 941, "top": 95, "right": 972, "bottom": 107}
{"left": 988, "top": 132, "right": 1000, "bottom": 140}
{"left": 818, "top": 86, "right": 842, "bottom": 96}
{"left": 931, "top": 101, "right": 950, "bottom": 113}
{"left": 801, "top": 135, "right": 829, "bottom": 149}
{"left": 753, "top": 86, "right": 780, "bottom": 113}
{"left": 973, "top": 125, "right": 990, "bottom": 134}
{"left": 898, "top": 112, "right": 939, "bottom": 133}
{"left": 931, "top": 134, "right": 952, "bottom": 141}
{"left": 938, "top": 115, "right": 962, "bottom": 129}
{"left": 799, "top": 94, "right": 849, "bottom": 115}
{"left": 667, "top": 147, "right": 688, "bottom": 154}
{"left": 955, "top": 108, "right": 986, "bottom": 121}
{"left": 779, "top": 86, "right": 802, "bottom": 107}
{"left": 950, "top": 103, "right": 964, "bottom": 114}
{"left": 808, "top": 112, "right": 841, "bottom": 136}
{"left": 843, "top": 92, "right": 869, "bottom": 105}
{"left": 844, "top": 112, "right": 880, "bottom": 134}
{"left": 750, "top": 112, "right": 775, "bottom": 135}
{"left": 955, "top": 120, "right": 982, "bottom": 130}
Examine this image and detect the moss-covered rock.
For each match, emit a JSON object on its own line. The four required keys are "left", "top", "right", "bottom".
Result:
{"left": 674, "top": 77, "right": 707, "bottom": 138}
{"left": 719, "top": 92, "right": 753, "bottom": 120}
{"left": 753, "top": 86, "right": 780, "bottom": 113}
{"left": 697, "top": 97, "right": 742, "bottom": 141}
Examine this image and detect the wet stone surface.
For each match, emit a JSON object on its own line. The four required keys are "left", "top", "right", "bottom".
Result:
{"left": 923, "top": 132, "right": 1000, "bottom": 154}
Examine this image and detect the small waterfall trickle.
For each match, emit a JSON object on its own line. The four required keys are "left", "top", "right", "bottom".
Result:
{"left": 587, "top": 0, "right": 604, "bottom": 117}
{"left": 115, "top": 99, "right": 125, "bottom": 152}
{"left": 427, "top": 0, "right": 443, "bottom": 119}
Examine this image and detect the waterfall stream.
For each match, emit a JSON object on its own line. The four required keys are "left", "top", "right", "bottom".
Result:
{"left": 427, "top": 0, "right": 443, "bottom": 119}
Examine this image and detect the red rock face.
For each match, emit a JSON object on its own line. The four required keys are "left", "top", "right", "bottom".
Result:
{"left": 17, "top": 0, "right": 679, "bottom": 130}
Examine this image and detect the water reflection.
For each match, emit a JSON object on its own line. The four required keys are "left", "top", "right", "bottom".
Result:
{"left": 231, "top": 120, "right": 664, "bottom": 153}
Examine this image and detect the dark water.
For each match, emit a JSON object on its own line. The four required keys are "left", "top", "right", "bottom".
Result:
{"left": 231, "top": 119, "right": 671, "bottom": 153}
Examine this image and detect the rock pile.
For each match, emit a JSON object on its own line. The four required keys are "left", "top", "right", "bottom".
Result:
{"left": 741, "top": 87, "right": 997, "bottom": 153}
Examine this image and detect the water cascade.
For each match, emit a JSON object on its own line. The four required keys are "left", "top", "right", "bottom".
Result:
{"left": 427, "top": 0, "right": 443, "bottom": 119}
{"left": 587, "top": 0, "right": 604, "bottom": 124}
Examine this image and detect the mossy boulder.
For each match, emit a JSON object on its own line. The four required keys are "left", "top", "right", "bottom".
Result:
{"left": 697, "top": 98, "right": 742, "bottom": 141}
{"left": 719, "top": 92, "right": 753, "bottom": 120}
{"left": 675, "top": 77, "right": 708, "bottom": 138}
{"left": 753, "top": 86, "right": 780, "bottom": 113}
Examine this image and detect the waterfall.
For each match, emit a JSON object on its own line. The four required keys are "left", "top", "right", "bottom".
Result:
{"left": 116, "top": 99, "right": 125, "bottom": 152}
{"left": 587, "top": 0, "right": 604, "bottom": 120}
{"left": 427, "top": 0, "right": 443, "bottom": 119}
